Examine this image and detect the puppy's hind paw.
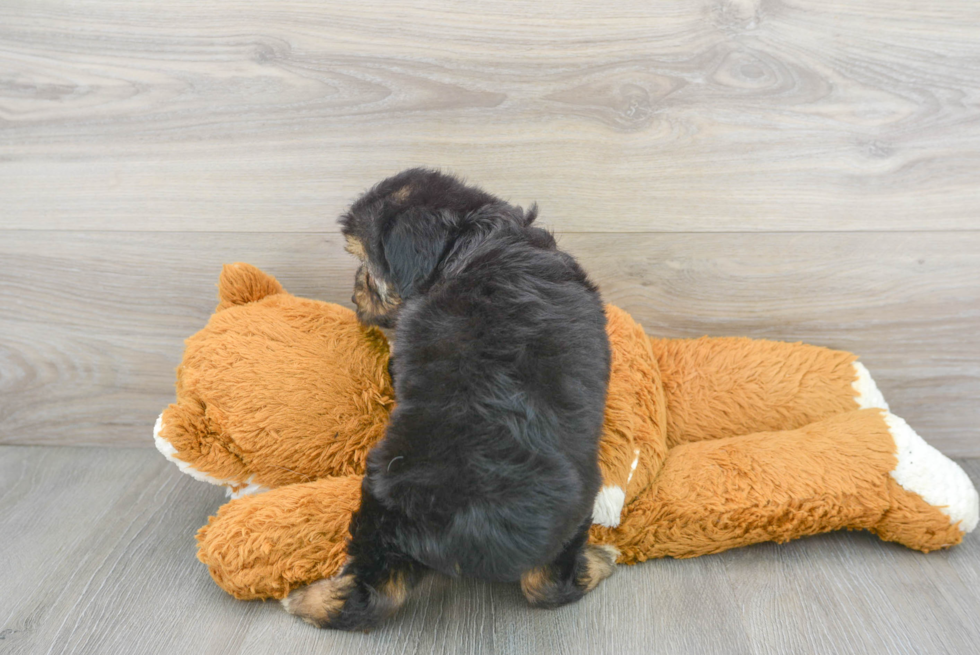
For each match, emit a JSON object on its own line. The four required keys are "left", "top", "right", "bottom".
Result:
{"left": 520, "top": 544, "right": 619, "bottom": 609}
{"left": 576, "top": 544, "right": 619, "bottom": 593}
{"left": 281, "top": 575, "right": 356, "bottom": 629}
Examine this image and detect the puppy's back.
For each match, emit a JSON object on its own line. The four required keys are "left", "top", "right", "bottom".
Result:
{"left": 368, "top": 232, "right": 611, "bottom": 581}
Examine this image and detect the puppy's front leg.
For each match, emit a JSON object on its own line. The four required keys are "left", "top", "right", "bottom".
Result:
{"left": 282, "top": 485, "right": 419, "bottom": 631}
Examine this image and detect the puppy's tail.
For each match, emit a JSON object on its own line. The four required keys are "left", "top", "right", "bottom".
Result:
{"left": 216, "top": 263, "right": 284, "bottom": 311}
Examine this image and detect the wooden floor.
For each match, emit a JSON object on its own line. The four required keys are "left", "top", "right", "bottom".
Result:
{"left": 0, "top": 446, "right": 978, "bottom": 655}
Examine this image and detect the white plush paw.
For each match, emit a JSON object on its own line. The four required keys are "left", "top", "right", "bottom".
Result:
{"left": 591, "top": 449, "right": 640, "bottom": 528}
{"left": 592, "top": 485, "right": 626, "bottom": 528}
{"left": 153, "top": 412, "right": 269, "bottom": 497}
{"left": 852, "top": 362, "right": 890, "bottom": 411}
{"left": 885, "top": 412, "right": 979, "bottom": 533}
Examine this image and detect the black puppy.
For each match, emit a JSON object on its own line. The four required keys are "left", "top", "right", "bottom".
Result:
{"left": 283, "top": 169, "right": 615, "bottom": 630}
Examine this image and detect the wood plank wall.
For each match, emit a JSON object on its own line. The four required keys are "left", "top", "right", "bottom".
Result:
{"left": 1, "top": 0, "right": 978, "bottom": 453}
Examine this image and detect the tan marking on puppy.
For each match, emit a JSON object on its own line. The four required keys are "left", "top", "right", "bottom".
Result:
{"left": 352, "top": 266, "right": 402, "bottom": 327}
{"left": 576, "top": 544, "right": 619, "bottom": 592}
{"left": 381, "top": 571, "right": 410, "bottom": 608}
{"left": 345, "top": 236, "right": 367, "bottom": 260}
{"left": 520, "top": 566, "right": 556, "bottom": 606}
{"left": 391, "top": 185, "right": 413, "bottom": 202}
{"left": 281, "top": 574, "right": 355, "bottom": 627}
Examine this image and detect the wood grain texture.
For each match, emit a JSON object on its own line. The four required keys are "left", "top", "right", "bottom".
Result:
{"left": 2, "top": 0, "right": 980, "bottom": 231}
{"left": 1, "top": 230, "right": 977, "bottom": 453}
{"left": 1, "top": 446, "right": 979, "bottom": 654}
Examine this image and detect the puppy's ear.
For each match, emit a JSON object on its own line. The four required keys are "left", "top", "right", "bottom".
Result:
{"left": 382, "top": 208, "right": 452, "bottom": 298}
{"left": 522, "top": 203, "right": 539, "bottom": 226}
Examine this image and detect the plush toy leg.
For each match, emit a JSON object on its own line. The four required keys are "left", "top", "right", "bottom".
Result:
{"left": 648, "top": 336, "right": 881, "bottom": 446}
{"left": 198, "top": 409, "right": 977, "bottom": 602}
{"left": 199, "top": 474, "right": 618, "bottom": 609}
{"left": 196, "top": 476, "right": 362, "bottom": 600}
{"left": 596, "top": 409, "right": 978, "bottom": 562}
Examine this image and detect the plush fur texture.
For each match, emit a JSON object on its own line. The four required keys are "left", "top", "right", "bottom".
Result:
{"left": 157, "top": 264, "right": 394, "bottom": 493}
{"left": 155, "top": 265, "right": 979, "bottom": 606}
{"left": 310, "top": 169, "right": 613, "bottom": 628}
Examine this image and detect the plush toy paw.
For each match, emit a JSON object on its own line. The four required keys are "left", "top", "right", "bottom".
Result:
{"left": 848, "top": 364, "right": 977, "bottom": 546}
{"left": 881, "top": 412, "right": 979, "bottom": 538}
{"left": 851, "top": 362, "right": 890, "bottom": 411}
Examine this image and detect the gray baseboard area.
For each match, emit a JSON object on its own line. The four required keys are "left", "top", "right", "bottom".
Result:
{"left": 2, "top": 446, "right": 978, "bottom": 655}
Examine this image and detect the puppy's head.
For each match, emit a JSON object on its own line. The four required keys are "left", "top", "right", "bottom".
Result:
{"left": 340, "top": 168, "right": 511, "bottom": 327}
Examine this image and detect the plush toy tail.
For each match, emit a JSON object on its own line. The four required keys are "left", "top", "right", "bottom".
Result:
{"left": 216, "top": 263, "right": 284, "bottom": 311}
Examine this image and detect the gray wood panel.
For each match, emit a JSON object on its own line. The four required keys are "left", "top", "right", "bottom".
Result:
{"left": 2, "top": 0, "right": 980, "bottom": 232}
{"left": 2, "top": 230, "right": 977, "bottom": 454}
{"left": 1, "top": 446, "right": 978, "bottom": 654}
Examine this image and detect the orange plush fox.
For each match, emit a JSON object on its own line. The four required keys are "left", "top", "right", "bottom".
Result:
{"left": 154, "top": 263, "right": 978, "bottom": 601}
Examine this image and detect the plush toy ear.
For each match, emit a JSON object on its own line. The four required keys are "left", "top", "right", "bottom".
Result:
{"left": 381, "top": 208, "right": 452, "bottom": 298}
{"left": 216, "top": 263, "right": 284, "bottom": 311}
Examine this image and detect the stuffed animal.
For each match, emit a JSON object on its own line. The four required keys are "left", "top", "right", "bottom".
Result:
{"left": 154, "top": 263, "right": 978, "bottom": 601}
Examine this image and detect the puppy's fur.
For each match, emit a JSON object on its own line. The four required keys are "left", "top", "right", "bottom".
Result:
{"left": 284, "top": 169, "right": 614, "bottom": 630}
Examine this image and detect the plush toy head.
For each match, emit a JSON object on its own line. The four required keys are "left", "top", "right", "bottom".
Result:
{"left": 154, "top": 263, "right": 395, "bottom": 493}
